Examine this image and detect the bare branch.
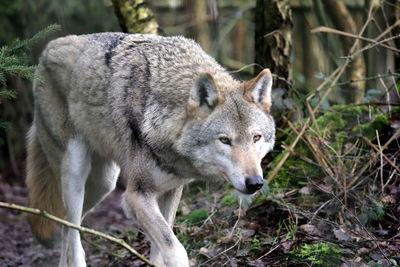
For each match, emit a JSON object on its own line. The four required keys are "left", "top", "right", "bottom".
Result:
{"left": 311, "top": 26, "right": 400, "bottom": 53}
{"left": 0, "top": 201, "right": 156, "bottom": 267}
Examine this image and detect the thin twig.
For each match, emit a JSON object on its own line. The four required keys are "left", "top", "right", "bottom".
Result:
{"left": 256, "top": 243, "right": 280, "bottom": 260}
{"left": 376, "top": 130, "right": 384, "bottom": 194}
{"left": 349, "top": 130, "right": 400, "bottom": 188}
{"left": 308, "top": 199, "right": 332, "bottom": 224}
{"left": 335, "top": 73, "right": 400, "bottom": 87}
{"left": 312, "top": 185, "right": 390, "bottom": 262}
{"left": 82, "top": 235, "right": 124, "bottom": 259}
{"left": 197, "top": 238, "right": 241, "bottom": 267}
{"left": 311, "top": 26, "right": 400, "bottom": 53}
{"left": 230, "top": 199, "right": 242, "bottom": 237}
{"left": 268, "top": 6, "right": 399, "bottom": 185}
{"left": 0, "top": 201, "right": 156, "bottom": 267}
{"left": 362, "top": 136, "right": 400, "bottom": 174}
{"left": 379, "top": 76, "right": 392, "bottom": 113}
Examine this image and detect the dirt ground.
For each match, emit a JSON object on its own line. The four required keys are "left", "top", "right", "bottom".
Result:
{"left": 1, "top": 168, "right": 399, "bottom": 267}
{"left": 0, "top": 175, "right": 146, "bottom": 267}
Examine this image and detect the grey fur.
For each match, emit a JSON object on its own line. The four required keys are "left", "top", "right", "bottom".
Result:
{"left": 27, "top": 33, "right": 276, "bottom": 267}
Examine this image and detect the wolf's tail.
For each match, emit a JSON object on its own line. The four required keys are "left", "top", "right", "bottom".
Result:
{"left": 26, "top": 125, "right": 64, "bottom": 248}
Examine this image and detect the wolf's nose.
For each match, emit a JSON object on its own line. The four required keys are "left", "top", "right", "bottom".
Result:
{"left": 245, "top": 175, "right": 264, "bottom": 194}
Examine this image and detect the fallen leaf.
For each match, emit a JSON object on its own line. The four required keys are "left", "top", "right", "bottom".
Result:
{"left": 199, "top": 247, "right": 219, "bottom": 258}
{"left": 242, "top": 229, "right": 255, "bottom": 239}
{"left": 381, "top": 195, "right": 396, "bottom": 204}
{"left": 236, "top": 247, "right": 250, "bottom": 257}
{"left": 228, "top": 258, "right": 238, "bottom": 267}
{"left": 354, "top": 257, "right": 363, "bottom": 264}
{"left": 299, "top": 186, "right": 311, "bottom": 195}
{"left": 248, "top": 222, "right": 261, "bottom": 230}
{"left": 246, "top": 259, "right": 266, "bottom": 267}
{"left": 280, "top": 239, "right": 295, "bottom": 252}
{"left": 181, "top": 205, "right": 191, "bottom": 216}
{"left": 334, "top": 228, "right": 351, "bottom": 241}
{"left": 300, "top": 224, "right": 316, "bottom": 234}
{"left": 357, "top": 247, "right": 370, "bottom": 256}
{"left": 218, "top": 235, "right": 234, "bottom": 244}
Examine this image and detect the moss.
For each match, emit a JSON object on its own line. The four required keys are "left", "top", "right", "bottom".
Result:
{"left": 393, "top": 107, "right": 400, "bottom": 116}
{"left": 250, "top": 238, "right": 263, "bottom": 254}
{"left": 352, "top": 114, "right": 389, "bottom": 140}
{"left": 290, "top": 242, "right": 342, "bottom": 266}
{"left": 267, "top": 104, "right": 390, "bottom": 189}
{"left": 185, "top": 209, "right": 209, "bottom": 226}
{"left": 332, "top": 105, "right": 371, "bottom": 122}
{"left": 221, "top": 194, "right": 237, "bottom": 207}
{"left": 253, "top": 194, "right": 268, "bottom": 206}
{"left": 332, "top": 131, "right": 348, "bottom": 151}
{"left": 269, "top": 151, "right": 322, "bottom": 189}
{"left": 315, "top": 111, "right": 346, "bottom": 133}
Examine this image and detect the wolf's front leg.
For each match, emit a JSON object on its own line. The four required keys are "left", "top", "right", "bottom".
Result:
{"left": 123, "top": 188, "right": 189, "bottom": 267}
{"left": 150, "top": 186, "right": 184, "bottom": 266}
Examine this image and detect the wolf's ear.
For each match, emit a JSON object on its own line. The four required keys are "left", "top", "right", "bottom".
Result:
{"left": 243, "top": 69, "right": 273, "bottom": 112}
{"left": 189, "top": 73, "right": 221, "bottom": 116}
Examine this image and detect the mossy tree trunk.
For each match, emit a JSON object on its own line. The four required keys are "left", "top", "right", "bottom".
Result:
{"left": 255, "top": 0, "right": 293, "bottom": 90}
{"left": 111, "top": 0, "right": 159, "bottom": 34}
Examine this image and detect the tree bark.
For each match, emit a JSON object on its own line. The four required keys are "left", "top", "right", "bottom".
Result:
{"left": 234, "top": 17, "right": 245, "bottom": 62}
{"left": 255, "top": 0, "right": 293, "bottom": 90}
{"left": 185, "top": 0, "right": 210, "bottom": 52}
{"left": 323, "top": 0, "right": 365, "bottom": 103}
{"left": 111, "top": 0, "right": 159, "bottom": 34}
{"left": 386, "top": 0, "right": 400, "bottom": 72}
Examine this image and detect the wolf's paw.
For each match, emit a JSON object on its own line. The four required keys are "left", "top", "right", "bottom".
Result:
{"left": 59, "top": 239, "right": 86, "bottom": 267}
{"left": 163, "top": 244, "right": 189, "bottom": 267}
{"left": 71, "top": 250, "right": 86, "bottom": 267}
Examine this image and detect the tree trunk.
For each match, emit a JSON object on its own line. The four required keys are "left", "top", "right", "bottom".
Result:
{"left": 387, "top": 0, "right": 400, "bottom": 72}
{"left": 185, "top": 0, "right": 210, "bottom": 52}
{"left": 111, "top": 0, "right": 159, "bottom": 34}
{"left": 234, "top": 17, "right": 245, "bottom": 62}
{"left": 255, "top": 0, "right": 293, "bottom": 90}
{"left": 323, "top": 0, "right": 365, "bottom": 103}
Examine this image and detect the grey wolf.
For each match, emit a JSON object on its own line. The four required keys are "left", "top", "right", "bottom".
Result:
{"left": 26, "top": 33, "right": 275, "bottom": 267}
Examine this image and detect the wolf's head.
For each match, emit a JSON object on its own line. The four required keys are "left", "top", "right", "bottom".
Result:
{"left": 176, "top": 69, "right": 275, "bottom": 194}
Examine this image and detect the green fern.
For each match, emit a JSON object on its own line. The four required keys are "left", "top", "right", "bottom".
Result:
{"left": 0, "top": 24, "right": 60, "bottom": 132}
{"left": 0, "top": 24, "right": 60, "bottom": 88}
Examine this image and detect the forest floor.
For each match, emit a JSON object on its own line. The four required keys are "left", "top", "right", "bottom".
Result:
{"left": 0, "top": 166, "right": 399, "bottom": 267}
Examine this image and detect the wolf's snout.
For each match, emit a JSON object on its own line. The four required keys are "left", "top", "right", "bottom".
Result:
{"left": 245, "top": 175, "right": 264, "bottom": 194}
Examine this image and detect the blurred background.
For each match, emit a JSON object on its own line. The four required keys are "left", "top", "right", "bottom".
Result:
{"left": 0, "top": 0, "right": 398, "bottom": 173}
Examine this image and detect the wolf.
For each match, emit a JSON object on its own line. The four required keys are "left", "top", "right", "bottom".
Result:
{"left": 26, "top": 32, "right": 275, "bottom": 267}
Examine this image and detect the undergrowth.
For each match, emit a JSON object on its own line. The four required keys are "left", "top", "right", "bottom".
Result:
{"left": 289, "top": 242, "right": 342, "bottom": 266}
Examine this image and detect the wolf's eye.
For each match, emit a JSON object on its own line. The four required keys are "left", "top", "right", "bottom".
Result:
{"left": 253, "top": 134, "right": 262, "bottom": 143}
{"left": 219, "top": 137, "right": 231, "bottom": 145}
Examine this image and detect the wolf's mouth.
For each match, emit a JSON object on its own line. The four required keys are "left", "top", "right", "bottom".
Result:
{"left": 220, "top": 173, "right": 250, "bottom": 194}
{"left": 220, "top": 173, "right": 263, "bottom": 195}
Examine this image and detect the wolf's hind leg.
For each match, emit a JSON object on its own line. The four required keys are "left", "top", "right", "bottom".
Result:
{"left": 82, "top": 154, "right": 120, "bottom": 217}
{"left": 59, "top": 137, "right": 91, "bottom": 267}
{"left": 159, "top": 186, "right": 184, "bottom": 225}
{"left": 150, "top": 186, "right": 184, "bottom": 266}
